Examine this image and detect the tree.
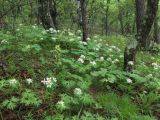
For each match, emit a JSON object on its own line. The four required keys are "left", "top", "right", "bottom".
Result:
{"left": 38, "top": 0, "right": 58, "bottom": 30}
{"left": 154, "top": 16, "right": 160, "bottom": 44}
{"left": 135, "top": 0, "right": 145, "bottom": 45}
{"left": 117, "top": 0, "right": 124, "bottom": 34}
{"left": 137, "top": 0, "right": 159, "bottom": 48}
{"left": 79, "top": 0, "right": 88, "bottom": 41}
{"left": 124, "top": 0, "right": 159, "bottom": 72}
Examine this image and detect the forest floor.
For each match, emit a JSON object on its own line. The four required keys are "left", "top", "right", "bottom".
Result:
{"left": 0, "top": 25, "right": 160, "bottom": 120}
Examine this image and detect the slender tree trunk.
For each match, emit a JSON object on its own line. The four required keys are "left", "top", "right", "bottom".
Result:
{"left": 154, "top": 16, "right": 160, "bottom": 44}
{"left": 80, "top": 0, "right": 88, "bottom": 42}
{"left": 117, "top": 0, "right": 124, "bottom": 34}
{"left": 105, "top": 0, "right": 110, "bottom": 35}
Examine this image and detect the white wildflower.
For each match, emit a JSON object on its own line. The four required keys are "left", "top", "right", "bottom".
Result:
{"left": 128, "top": 61, "right": 134, "bottom": 66}
{"left": 108, "top": 48, "right": 113, "bottom": 51}
{"left": 87, "top": 37, "right": 91, "bottom": 41}
{"left": 80, "top": 55, "right": 85, "bottom": 59}
{"left": 112, "top": 59, "right": 119, "bottom": 64}
{"left": 32, "top": 25, "right": 36, "bottom": 29}
{"left": 40, "top": 38, "right": 44, "bottom": 40}
{"left": 94, "top": 35, "right": 98, "bottom": 38}
{"left": 143, "top": 91, "right": 147, "bottom": 94}
{"left": 52, "top": 77, "right": 57, "bottom": 82}
{"left": 100, "top": 57, "right": 104, "bottom": 61}
{"left": 41, "top": 77, "right": 56, "bottom": 88}
{"left": 57, "top": 100, "right": 65, "bottom": 108}
{"left": 97, "top": 43, "right": 102, "bottom": 48}
{"left": 109, "top": 55, "right": 113, "bottom": 57}
{"left": 95, "top": 48, "right": 99, "bottom": 51}
{"left": 82, "top": 41, "right": 87, "bottom": 45}
{"left": 126, "top": 78, "right": 133, "bottom": 83}
{"left": 9, "top": 79, "right": 17, "bottom": 85}
{"left": 110, "top": 45, "right": 116, "bottom": 49}
{"left": 107, "top": 57, "right": 112, "bottom": 61}
{"left": 77, "top": 36, "right": 81, "bottom": 39}
{"left": 90, "top": 61, "right": 96, "bottom": 65}
{"left": 74, "top": 88, "right": 82, "bottom": 95}
{"left": 80, "top": 41, "right": 87, "bottom": 45}
{"left": 1, "top": 39, "right": 8, "bottom": 44}
{"left": 26, "top": 78, "right": 33, "bottom": 84}
{"left": 78, "top": 58, "right": 84, "bottom": 63}
{"left": 49, "top": 28, "right": 57, "bottom": 33}
{"left": 51, "top": 37, "right": 56, "bottom": 40}
{"left": 119, "top": 55, "right": 123, "bottom": 58}
{"left": 114, "top": 59, "right": 119, "bottom": 62}
{"left": 151, "top": 62, "right": 159, "bottom": 70}
{"left": 42, "top": 30, "right": 47, "bottom": 34}
{"left": 70, "top": 38, "right": 74, "bottom": 41}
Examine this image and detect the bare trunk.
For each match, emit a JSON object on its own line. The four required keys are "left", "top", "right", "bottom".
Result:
{"left": 80, "top": 0, "right": 88, "bottom": 42}
{"left": 117, "top": 0, "right": 124, "bottom": 34}
{"left": 38, "top": 0, "right": 58, "bottom": 30}
{"left": 138, "top": 0, "right": 159, "bottom": 48}
{"left": 154, "top": 16, "right": 160, "bottom": 44}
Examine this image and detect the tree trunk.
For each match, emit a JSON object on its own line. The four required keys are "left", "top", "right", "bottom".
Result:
{"left": 124, "top": 0, "right": 159, "bottom": 72}
{"left": 135, "top": 0, "right": 145, "bottom": 44}
{"left": 117, "top": 0, "right": 124, "bottom": 34}
{"left": 124, "top": 39, "right": 137, "bottom": 72}
{"left": 105, "top": 0, "right": 110, "bottom": 35}
{"left": 154, "top": 16, "right": 160, "bottom": 44}
{"left": 38, "top": 0, "right": 58, "bottom": 30}
{"left": 138, "top": 0, "right": 159, "bottom": 48}
{"left": 80, "top": 0, "right": 88, "bottom": 42}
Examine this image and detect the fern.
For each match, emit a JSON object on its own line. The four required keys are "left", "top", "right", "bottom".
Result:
{"left": 2, "top": 97, "right": 19, "bottom": 110}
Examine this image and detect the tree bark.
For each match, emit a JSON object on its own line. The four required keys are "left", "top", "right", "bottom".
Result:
{"left": 80, "top": 0, "right": 88, "bottom": 42}
{"left": 117, "top": 0, "right": 124, "bottom": 34}
{"left": 135, "top": 0, "right": 145, "bottom": 42}
{"left": 38, "top": 0, "right": 58, "bottom": 30}
{"left": 137, "top": 0, "right": 159, "bottom": 48}
{"left": 124, "top": 0, "right": 159, "bottom": 72}
{"left": 154, "top": 16, "right": 160, "bottom": 44}
{"left": 105, "top": 0, "right": 110, "bottom": 35}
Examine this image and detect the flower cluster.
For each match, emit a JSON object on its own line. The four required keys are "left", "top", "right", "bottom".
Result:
{"left": 9, "top": 79, "right": 17, "bottom": 85}
{"left": 80, "top": 41, "right": 87, "bottom": 45}
{"left": 128, "top": 61, "right": 134, "bottom": 66}
{"left": 41, "top": 77, "right": 57, "bottom": 88}
{"left": 151, "top": 63, "right": 159, "bottom": 70}
{"left": 112, "top": 59, "right": 119, "bottom": 64}
{"left": 126, "top": 78, "right": 133, "bottom": 84}
{"left": 78, "top": 55, "right": 86, "bottom": 63}
{"left": 57, "top": 100, "right": 66, "bottom": 109}
{"left": 49, "top": 28, "right": 57, "bottom": 33}
{"left": 90, "top": 61, "right": 96, "bottom": 65}
{"left": 100, "top": 56, "right": 104, "bottom": 61}
{"left": 26, "top": 78, "right": 33, "bottom": 85}
{"left": 74, "top": 88, "right": 82, "bottom": 95}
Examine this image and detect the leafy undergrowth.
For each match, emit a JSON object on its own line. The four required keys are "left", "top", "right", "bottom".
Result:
{"left": 0, "top": 25, "right": 160, "bottom": 120}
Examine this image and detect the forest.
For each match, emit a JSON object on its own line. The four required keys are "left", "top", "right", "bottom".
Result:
{"left": 0, "top": 0, "right": 160, "bottom": 120}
